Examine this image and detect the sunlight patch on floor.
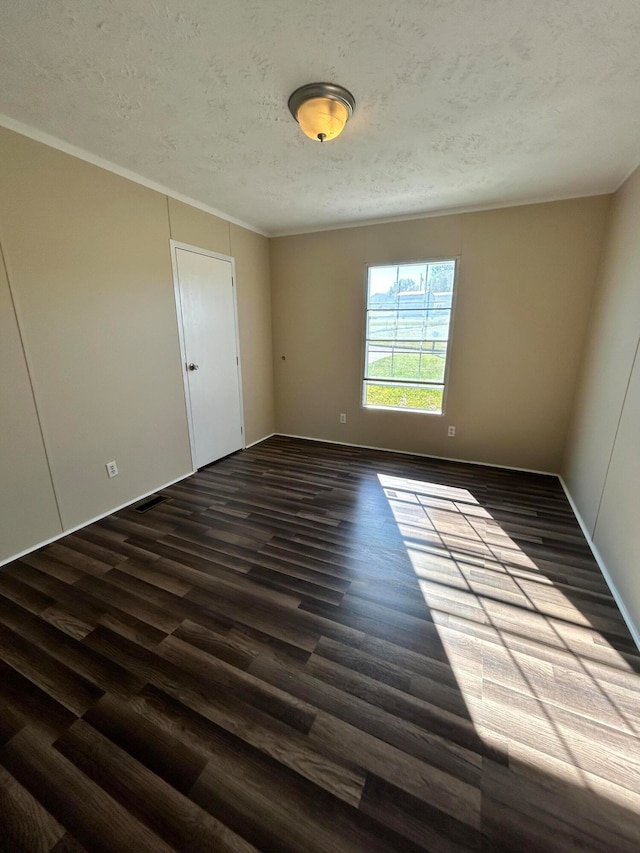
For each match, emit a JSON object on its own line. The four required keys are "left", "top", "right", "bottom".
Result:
{"left": 377, "top": 472, "right": 640, "bottom": 812}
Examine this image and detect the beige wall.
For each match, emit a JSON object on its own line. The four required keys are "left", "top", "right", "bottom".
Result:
{"left": 0, "top": 127, "right": 274, "bottom": 563}
{"left": 271, "top": 197, "right": 610, "bottom": 472}
{"left": 0, "top": 128, "right": 193, "bottom": 533}
{"left": 0, "top": 244, "right": 62, "bottom": 559}
{"left": 168, "top": 198, "right": 231, "bottom": 256}
{"left": 563, "top": 165, "right": 640, "bottom": 639}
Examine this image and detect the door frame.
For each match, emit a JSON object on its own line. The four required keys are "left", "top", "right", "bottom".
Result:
{"left": 170, "top": 240, "right": 245, "bottom": 471}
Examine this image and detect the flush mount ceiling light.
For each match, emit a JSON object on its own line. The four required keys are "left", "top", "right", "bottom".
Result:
{"left": 288, "top": 82, "right": 356, "bottom": 142}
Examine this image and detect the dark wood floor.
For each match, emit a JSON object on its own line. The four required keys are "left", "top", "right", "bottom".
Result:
{"left": 1, "top": 435, "right": 639, "bottom": 852}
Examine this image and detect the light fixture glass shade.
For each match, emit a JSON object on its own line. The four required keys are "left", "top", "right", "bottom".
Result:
{"left": 288, "top": 83, "right": 356, "bottom": 142}
{"left": 296, "top": 97, "right": 349, "bottom": 142}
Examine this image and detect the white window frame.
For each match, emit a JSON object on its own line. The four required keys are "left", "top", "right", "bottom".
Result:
{"left": 362, "top": 257, "right": 459, "bottom": 415}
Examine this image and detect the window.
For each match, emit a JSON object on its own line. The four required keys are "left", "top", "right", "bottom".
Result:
{"left": 363, "top": 259, "right": 457, "bottom": 413}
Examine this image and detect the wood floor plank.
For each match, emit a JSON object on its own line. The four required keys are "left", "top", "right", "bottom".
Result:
{"left": 0, "top": 764, "right": 66, "bottom": 852}
{"left": 0, "top": 700, "right": 26, "bottom": 745}
{"left": 249, "top": 652, "right": 488, "bottom": 769}
{"left": 54, "top": 719, "right": 257, "bottom": 852}
{"left": 189, "top": 727, "right": 424, "bottom": 853}
{"left": 481, "top": 757, "right": 640, "bottom": 853}
{"left": 359, "top": 772, "right": 482, "bottom": 852}
{"left": 155, "top": 632, "right": 317, "bottom": 733}
{"left": 0, "top": 728, "right": 174, "bottom": 853}
{"left": 110, "top": 556, "right": 194, "bottom": 596}
{"left": 0, "top": 662, "right": 77, "bottom": 743}
{"left": 0, "top": 572, "right": 56, "bottom": 615}
{"left": 304, "top": 649, "right": 474, "bottom": 729}
{"left": 71, "top": 575, "right": 182, "bottom": 634}
{"left": 308, "top": 711, "right": 482, "bottom": 829}
{"left": 39, "top": 606, "right": 94, "bottom": 641}
{"left": 82, "top": 692, "right": 208, "bottom": 794}
{"left": 132, "top": 682, "right": 367, "bottom": 807}
{"left": 0, "top": 624, "right": 103, "bottom": 716}
{"left": 0, "top": 595, "right": 145, "bottom": 697}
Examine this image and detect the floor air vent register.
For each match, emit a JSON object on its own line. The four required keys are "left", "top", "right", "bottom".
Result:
{"left": 132, "top": 495, "right": 168, "bottom": 513}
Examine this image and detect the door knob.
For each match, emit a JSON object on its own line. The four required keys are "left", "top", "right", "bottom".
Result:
{"left": 188, "top": 363, "right": 199, "bottom": 371}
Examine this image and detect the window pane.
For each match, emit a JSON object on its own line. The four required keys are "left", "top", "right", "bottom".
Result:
{"left": 363, "top": 259, "right": 456, "bottom": 414}
{"left": 364, "top": 382, "right": 444, "bottom": 413}
{"left": 366, "top": 341, "right": 447, "bottom": 382}
{"left": 368, "top": 266, "right": 399, "bottom": 302}
{"left": 369, "top": 261, "right": 455, "bottom": 305}
{"left": 426, "top": 261, "right": 456, "bottom": 296}
{"left": 366, "top": 309, "right": 451, "bottom": 341}
{"left": 368, "top": 291, "right": 453, "bottom": 311}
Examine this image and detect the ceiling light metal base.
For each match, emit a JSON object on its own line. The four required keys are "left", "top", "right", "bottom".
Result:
{"left": 288, "top": 82, "right": 356, "bottom": 122}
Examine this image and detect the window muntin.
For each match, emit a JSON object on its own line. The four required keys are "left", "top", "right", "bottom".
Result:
{"left": 363, "top": 259, "right": 456, "bottom": 413}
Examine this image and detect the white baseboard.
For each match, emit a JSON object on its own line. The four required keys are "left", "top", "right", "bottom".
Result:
{"left": 559, "top": 476, "right": 640, "bottom": 652}
{"left": 274, "top": 432, "right": 556, "bottom": 476}
{"left": 244, "top": 432, "right": 276, "bottom": 449}
{"left": 0, "top": 470, "right": 194, "bottom": 569}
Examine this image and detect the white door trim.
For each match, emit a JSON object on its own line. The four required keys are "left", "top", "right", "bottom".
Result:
{"left": 169, "top": 240, "right": 245, "bottom": 470}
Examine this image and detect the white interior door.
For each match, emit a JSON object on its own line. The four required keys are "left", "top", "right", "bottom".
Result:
{"left": 174, "top": 246, "right": 244, "bottom": 468}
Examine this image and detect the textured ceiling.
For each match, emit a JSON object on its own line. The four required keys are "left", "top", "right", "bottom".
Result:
{"left": 1, "top": 1, "right": 640, "bottom": 235}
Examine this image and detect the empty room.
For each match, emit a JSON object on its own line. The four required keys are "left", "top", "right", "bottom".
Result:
{"left": 1, "top": 2, "right": 639, "bottom": 850}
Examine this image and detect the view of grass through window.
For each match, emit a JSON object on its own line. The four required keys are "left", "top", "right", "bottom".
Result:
{"left": 363, "top": 259, "right": 456, "bottom": 412}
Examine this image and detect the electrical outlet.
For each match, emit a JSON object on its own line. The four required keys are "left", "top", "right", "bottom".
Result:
{"left": 340, "top": 413, "right": 347, "bottom": 424}
{"left": 106, "top": 460, "right": 119, "bottom": 478}
{"left": 447, "top": 426, "right": 456, "bottom": 437}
